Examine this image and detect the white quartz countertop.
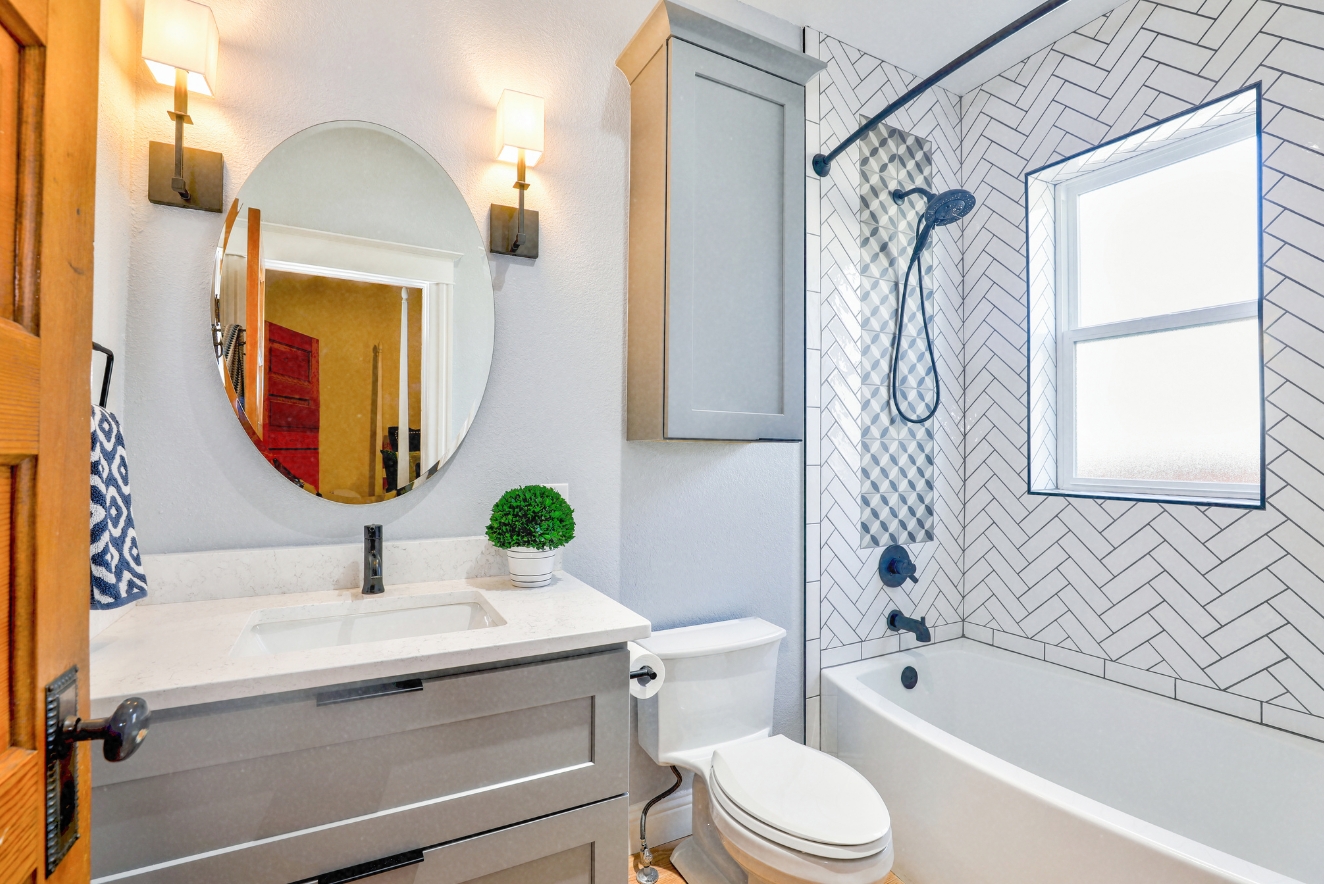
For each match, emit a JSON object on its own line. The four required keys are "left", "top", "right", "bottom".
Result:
{"left": 90, "top": 573, "right": 651, "bottom": 716}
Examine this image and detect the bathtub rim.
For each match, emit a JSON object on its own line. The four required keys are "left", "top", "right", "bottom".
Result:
{"left": 821, "top": 639, "right": 1302, "bottom": 884}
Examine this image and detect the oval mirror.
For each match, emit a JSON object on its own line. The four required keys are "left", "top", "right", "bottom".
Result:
{"left": 212, "top": 121, "right": 494, "bottom": 504}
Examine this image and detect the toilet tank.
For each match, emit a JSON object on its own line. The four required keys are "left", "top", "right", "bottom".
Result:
{"left": 637, "top": 618, "right": 786, "bottom": 765}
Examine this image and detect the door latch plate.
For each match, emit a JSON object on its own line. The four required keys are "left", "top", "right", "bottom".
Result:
{"left": 45, "top": 665, "right": 79, "bottom": 873}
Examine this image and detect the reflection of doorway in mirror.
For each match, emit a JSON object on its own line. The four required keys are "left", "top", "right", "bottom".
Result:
{"left": 264, "top": 270, "right": 429, "bottom": 503}
{"left": 219, "top": 214, "right": 460, "bottom": 502}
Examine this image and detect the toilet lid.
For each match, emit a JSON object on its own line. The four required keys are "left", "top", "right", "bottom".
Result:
{"left": 710, "top": 735, "right": 890, "bottom": 848}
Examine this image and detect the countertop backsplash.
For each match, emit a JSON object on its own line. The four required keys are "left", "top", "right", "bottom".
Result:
{"left": 136, "top": 535, "right": 511, "bottom": 607}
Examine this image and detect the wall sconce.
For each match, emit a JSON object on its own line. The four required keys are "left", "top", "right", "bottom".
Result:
{"left": 143, "top": 0, "right": 224, "bottom": 212}
{"left": 489, "top": 89, "right": 544, "bottom": 258}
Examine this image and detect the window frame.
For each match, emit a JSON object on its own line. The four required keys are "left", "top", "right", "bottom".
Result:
{"left": 1025, "top": 88, "right": 1266, "bottom": 510}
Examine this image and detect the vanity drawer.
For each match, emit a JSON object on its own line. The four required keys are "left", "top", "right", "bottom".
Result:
{"left": 91, "top": 648, "right": 628, "bottom": 879}
{"left": 98, "top": 792, "right": 626, "bottom": 884}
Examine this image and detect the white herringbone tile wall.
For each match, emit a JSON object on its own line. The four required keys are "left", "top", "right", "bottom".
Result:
{"left": 962, "top": 0, "right": 1324, "bottom": 742}
{"left": 805, "top": 29, "right": 966, "bottom": 741}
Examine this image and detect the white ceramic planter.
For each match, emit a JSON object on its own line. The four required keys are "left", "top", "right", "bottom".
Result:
{"left": 505, "top": 547, "right": 557, "bottom": 588}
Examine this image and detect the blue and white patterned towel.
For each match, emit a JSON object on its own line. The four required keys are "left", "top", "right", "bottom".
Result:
{"left": 91, "top": 406, "right": 148, "bottom": 609}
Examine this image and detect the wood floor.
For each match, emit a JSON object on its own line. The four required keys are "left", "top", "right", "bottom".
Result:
{"left": 630, "top": 840, "right": 904, "bottom": 884}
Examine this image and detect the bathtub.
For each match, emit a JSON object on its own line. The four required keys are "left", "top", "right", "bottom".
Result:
{"left": 821, "top": 639, "right": 1324, "bottom": 884}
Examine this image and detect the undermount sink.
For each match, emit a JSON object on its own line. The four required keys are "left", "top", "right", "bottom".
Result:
{"left": 231, "top": 590, "right": 505, "bottom": 657}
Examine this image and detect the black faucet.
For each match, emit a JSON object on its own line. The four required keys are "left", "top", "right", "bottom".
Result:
{"left": 363, "top": 525, "right": 385, "bottom": 595}
{"left": 887, "top": 610, "right": 931, "bottom": 642}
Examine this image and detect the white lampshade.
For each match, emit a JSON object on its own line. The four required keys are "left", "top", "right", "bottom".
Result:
{"left": 141, "top": 0, "right": 219, "bottom": 96}
{"left": 496, "top": 90, "right": 544, "bottom": 166}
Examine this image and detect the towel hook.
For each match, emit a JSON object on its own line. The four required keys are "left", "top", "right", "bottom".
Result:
{"left": 92, "top": 342, "right": 114, "bottom": 408}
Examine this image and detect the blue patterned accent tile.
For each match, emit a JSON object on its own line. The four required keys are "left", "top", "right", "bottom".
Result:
{"left": 860, "top": 492, "right": 935, "bottom": 546}
{"left": 862, "top": 438, "right": 934, "bottom": 495}
{"left": 860, "top": 384, "right": 937, "bottom": 441}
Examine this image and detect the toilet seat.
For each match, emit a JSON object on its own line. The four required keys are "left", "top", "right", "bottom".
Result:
{"left": 709, "top": 735, "right": 891, "bottom": 860}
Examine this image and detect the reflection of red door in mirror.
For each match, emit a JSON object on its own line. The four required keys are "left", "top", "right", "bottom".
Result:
{"left": 265, "top": 321, "right": 320, "bottom": 490}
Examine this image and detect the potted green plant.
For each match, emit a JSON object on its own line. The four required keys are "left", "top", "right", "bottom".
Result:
{"left": 486, "top": 485, "right": 575, "bottom": 587}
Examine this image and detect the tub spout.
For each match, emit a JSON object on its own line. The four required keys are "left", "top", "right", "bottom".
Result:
{"left": 888, "top": 609, "right": 931, "bottom": 642}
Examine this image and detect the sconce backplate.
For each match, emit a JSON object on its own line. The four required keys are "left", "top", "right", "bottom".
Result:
{"left": 489, "top": 204, "right": 539, "bottom": 258}
{"left": 148, "top": 140, "right": 224, "bottom": 212}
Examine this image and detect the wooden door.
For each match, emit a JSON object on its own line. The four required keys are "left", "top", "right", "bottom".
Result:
{"left": 0, "top": 0, "right": 101, "bottom": 882}
{"left": 264, "top": 321, "right": 320, "bottom": 490}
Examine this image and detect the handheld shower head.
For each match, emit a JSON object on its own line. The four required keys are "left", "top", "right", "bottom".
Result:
{"left": 884, "top": 185, "right": 978, "bottom": 426}
{"left": 892, "top": 187, "right": 977, "bottom": 227}
{"left": 925, "top": 188, "right": 977, "bottom": 226}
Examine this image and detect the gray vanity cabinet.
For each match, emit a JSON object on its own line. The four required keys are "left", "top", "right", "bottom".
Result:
{"left": 618, "top": 2, "right": 823, "bottom": 441}
{"left": 90, "top": 648, "right": 628, "bottom": 883}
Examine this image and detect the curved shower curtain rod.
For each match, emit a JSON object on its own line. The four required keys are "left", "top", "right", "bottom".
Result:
{"left": 811, "top": 0, "right": 1075, "bottom": 177}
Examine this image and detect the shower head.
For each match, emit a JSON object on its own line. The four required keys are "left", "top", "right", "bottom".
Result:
{"left": 925, "top": 188, "right": 977, "bottom": 226}
{"left": 891, "top": 187, "right": 978, "bottom": 227}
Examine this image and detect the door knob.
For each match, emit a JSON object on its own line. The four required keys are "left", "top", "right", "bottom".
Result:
{"left": 58, "top": 696, "right": 149, "bottom": 762}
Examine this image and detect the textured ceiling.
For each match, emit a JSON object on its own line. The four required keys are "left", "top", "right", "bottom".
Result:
{"left": 737, "top": 0, "right": 1127, "bottom": 94}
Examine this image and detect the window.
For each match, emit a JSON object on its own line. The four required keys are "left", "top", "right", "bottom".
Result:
{"left": 1025, "top": 86, "right": 1263, "bottom": 507}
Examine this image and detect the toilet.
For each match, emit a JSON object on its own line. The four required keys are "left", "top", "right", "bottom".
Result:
{"left": 637, "top": 618, "right": 894, "bottom": 884}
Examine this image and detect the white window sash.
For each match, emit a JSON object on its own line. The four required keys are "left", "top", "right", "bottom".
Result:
{"left": 1052, "top": 119, "right": 1261, "bottom": 502}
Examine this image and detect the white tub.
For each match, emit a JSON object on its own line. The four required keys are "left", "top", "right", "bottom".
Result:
{"left": 822, "top": 639, "right": 1324, "bottom": 884}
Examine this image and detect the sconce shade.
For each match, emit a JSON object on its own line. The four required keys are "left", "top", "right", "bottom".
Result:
{"left": 496, "top": 90, "right": 544, "bottom": 166}
{"left": 142, "top": 0, "right": 219, "bottom": 96}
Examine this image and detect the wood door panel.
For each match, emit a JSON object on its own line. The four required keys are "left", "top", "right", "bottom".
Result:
{"left": 0, "top": 30, "right": 18, "bottom": 323}
{"left": 263, "top": 429, "right": 318, "bottom": 449}
{"left": 0, "top": 747, "right": 41, "bottom": 874}
{"left": 0, "top": 1, "right": 47, "bottom": 45}
{"left": 264, "top": 321, "right": 319, "bottom": 488}
{"left": 267, "top": 341, "right": 312, "bottom": 382}
{"left": 0, "top": 0, "right": 100, "bottom": 881}
{"left": 269, "top": 450, "right": 318, "bottom": 487}
{"left": 0, "top": 318, "right": 38, "bottom": 459}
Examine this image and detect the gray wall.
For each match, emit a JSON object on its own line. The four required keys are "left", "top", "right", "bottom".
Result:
{"left": 98, "top": 0, "right": 806, "bottom": 799}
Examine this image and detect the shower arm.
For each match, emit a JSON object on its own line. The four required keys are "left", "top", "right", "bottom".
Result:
{"left": 811, "top": 0, "right": 1074, "bottom": 177}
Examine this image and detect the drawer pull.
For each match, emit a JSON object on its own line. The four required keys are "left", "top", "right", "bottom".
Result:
{"left": 316, "top": 678, "right": 424, "bottom": 707}
{"left": 317, "top": 848, "right": 424, "bottom": 883}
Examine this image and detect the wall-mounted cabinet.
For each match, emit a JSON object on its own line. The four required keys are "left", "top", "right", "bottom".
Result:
{"left": 618, "top": 2, "right": 824, "bottom": 441}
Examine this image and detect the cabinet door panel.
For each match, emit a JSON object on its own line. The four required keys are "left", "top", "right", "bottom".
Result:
{"left": 95, "top": 794, "right": 625, "bottom": 884}
{"left": 666, "top": 39, "right": 805, "bottom": 441}
{"left": 91, "top": 649, "right": 628, "bottom": 879}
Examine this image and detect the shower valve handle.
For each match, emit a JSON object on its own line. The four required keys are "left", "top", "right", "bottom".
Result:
{"left": 879, "top": 544, "right": 919, "bottom": 587}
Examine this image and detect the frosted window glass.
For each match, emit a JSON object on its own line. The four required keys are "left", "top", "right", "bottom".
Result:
{"left": 1076, "top": 138, "right": 1258, "bottom": 327}
{"left": 1075, "top": 321, "right": 1259, "bottom": 484}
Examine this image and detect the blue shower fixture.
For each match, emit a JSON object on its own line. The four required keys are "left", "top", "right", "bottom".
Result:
{"left": 888, "top": 186, "right": 976, "bottom": 424}
{"left": 879, "top": 544, "right": 919, "bottom": 587}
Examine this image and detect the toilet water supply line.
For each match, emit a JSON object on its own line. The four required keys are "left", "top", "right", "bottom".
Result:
{"left": 636, "top": 766, "right": 683, "bottom": 884}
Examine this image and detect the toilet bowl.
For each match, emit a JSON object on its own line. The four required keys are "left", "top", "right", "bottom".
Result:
{"left": 637, "top": 619, "right": 894, "bottom": 884}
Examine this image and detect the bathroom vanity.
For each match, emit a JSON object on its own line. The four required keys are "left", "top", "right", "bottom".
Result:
{"left": 88, "top": 575, "right": 649, "bottom": 883}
